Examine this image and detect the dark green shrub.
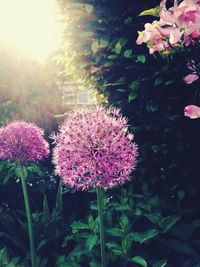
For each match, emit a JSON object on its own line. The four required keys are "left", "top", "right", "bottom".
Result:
{"left": 54, "top": 0, "right": 200, "bottom": 266}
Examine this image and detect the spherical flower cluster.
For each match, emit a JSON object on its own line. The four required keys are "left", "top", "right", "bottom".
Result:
{"left": 136, "top": 0, "right": 200, "bottom": 54}
{"left": 52, "top": 106, "right": 138, "bottom": 191}
{"left": 0, "top": 121, "right": 49, "bottom": 164}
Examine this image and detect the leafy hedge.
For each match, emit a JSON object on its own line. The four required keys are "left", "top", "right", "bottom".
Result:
{"left": 55, "top": 0, "right": 200, "bottom": 266}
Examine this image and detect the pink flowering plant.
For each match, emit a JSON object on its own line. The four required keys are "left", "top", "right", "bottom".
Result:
{"left": 0, "top": 121, "right": 49, "bottom": 164}
{"left": 52, "top": 106, "right": 138, "bottom": 267}
{"left": 53, "top": 106, "right": 137, "bottom": 191}
{"left": 0, "top": 121, "right": 49, "bottom": 267}
{"left": 137, "top": 0, "right": 200, "bottom": 55}
{"left": 136, "top": 0, "right": 200, "bottom": 117}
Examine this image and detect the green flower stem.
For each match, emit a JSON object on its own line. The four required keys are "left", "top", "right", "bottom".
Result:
{"left": 96, "top": 187, "right": 106, "bottom": 267}
{"left": 19, "top": 165, "right": 36, "bottom": 267}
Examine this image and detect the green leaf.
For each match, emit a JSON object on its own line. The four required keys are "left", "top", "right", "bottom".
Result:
{"left": 36, "top": 239, "right": 48, "bottom": 252}
{"left": 115, "top": 204, "right": 131, "bottom": 211}
{"left": 165, "top": 80, "right": 175, "bottom": 86}
{"left": 43, "top": 195, "right": 50, "bottom": 226}
{"left": 133, "top": 229, "right": 160, "bottom": 243}
{"left": 106, "top": 227, "right": 123, "bottom": 237}
{"left": 139, "top": 6, "right": 162, "bottom": 17}
{"left": 91, "top": 41, "right": 99, "bottom": 54}
{"left": 55, "top": 181, "right": 63, "bottom": 215}
{"left": 2, "top": 172, "right": 14, "bottom": 185}
{"left": 146, "top": 102, "right": 158, "bottom": 112}
{"left": 26, "top": 164, "right": 43, "bottom": 176}
{"left": 177, "top": 190, "right": 185, "bottom": 200}
{"left": 120, "top": 214, "right": 129, "bottom": 229}
{"left": 124, "top": 49, "right": 133, "bottom": 58}
{"left": 106, "top": 242, "right": 119, "bottom": 249}
{"left": 14, "top": 167, "right": 21, "bottom": 178}
{"left": 107, "top": 54, "right": 118, "bottom": 60}
{"left": 159, "top": 215, "right": 180, "bottom": 233}
{"left": 86, "top": 234, "right": 98, "bottom": 251}
{"left": 117, "top": 88, "right": 126, "bottom": 92}
{"left": 153, "top": 260, "right": 167, "bottom": 267}
{"left": 90, "top": 202, "right": 97, "bottom": 210}
{"left": 85, "top": 4, "right": 93, "bottom": 14}
{"left": 140, "top": 229, "right": 159, "bottom": 243}
{"left": 136, "top": 55, "right": 146, "bottom": 64}
{"left": 155, "top": 77, "right": 162, "bottom": 86}
{"left": 0, "top": 161, "right": 7, "bottom": 172}
{"left": 152, "top": 145, "right": 160, "bottom": 153}
{"left": 122, "top": 235, "right": 132, "bottom": 254}
{"left": 71, "top": 221, "right": 89, "bottom": 234}
{"left": 115, "top": 41, "right": 122, "bottom": 55}
{"left": 82, "top": 31, "right": 93, "bottom": 38}
{"left": 62, "top": 236, "right": 73, "bottom": 247}
{"left": 128, "top": 92, "right": 137, "bottom": 102}
{"left": 88, "top": 214, "right": 95, "bottom": 230}
{"left": 112, "top": 249, "right": 123, "bottom": 256}
{"left": 145, "top": 213, "right": 162, "bottom": 225}
{"left": 134, "top": 208, "right": 142, "bottom": 216}
{"left": 89, "top": 261, "right": 101, "bottom": 267}
{"left": 99, "top": 38, "right": 109, "bottom": 48}
{"left": 131, "top": 256, "right": 147, "bottom": 267}
{"left": 130, "top": 81, "right": 140, "bottom": 91}
{"left": 14, "top": 166, "right": 27, "bottom": 179}
{"left": 69, "top": 245, "right": 87, "bottom": 258}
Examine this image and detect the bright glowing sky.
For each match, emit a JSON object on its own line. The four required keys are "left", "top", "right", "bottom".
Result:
{"left": 0, "top": 0, "right": 61, "bottom": 61}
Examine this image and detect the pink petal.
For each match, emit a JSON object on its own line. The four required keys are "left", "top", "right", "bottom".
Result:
{"left": 191, "top": 30, "right": 200, "bottom": 38}
{"left": 169, "top": 28, "right": 183, "bottom": 44}
{"left": 160, "top": 0, "right": 167, "bottom": 8}
{"left": 184, "top": 105, "right": 200, "bottom": 119}
{"left": 183, "top": 74, "right": 199, "bottom": 84}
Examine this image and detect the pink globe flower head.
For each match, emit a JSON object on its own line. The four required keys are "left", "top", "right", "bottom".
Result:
{"left": 0, "top": 121, "right": 49, "bottom": 164}
{"left": 52, "top": 106, "right": 138, "bottom": 191}
{"left": 184, "top": 104, "right": 200, "bottom": 118}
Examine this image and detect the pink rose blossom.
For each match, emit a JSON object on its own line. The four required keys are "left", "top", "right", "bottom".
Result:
{"left": 0, "top": 121, "right": 49, "bottom": 164}
{"left": 184, "top": 105, "right": 200, "bottom": 118}
{"left": 52, "top": 106, "right": 138, "bottom": 191}
{"left": 183, "top": 74, "right": 199, "bottom": 84}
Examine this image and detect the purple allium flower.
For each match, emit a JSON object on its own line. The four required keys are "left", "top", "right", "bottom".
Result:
{"left": 0, "top": 121, "right": 49, "bottom": 164}
{"left": 52, "top": 106, "right": 138, "bottom": 190}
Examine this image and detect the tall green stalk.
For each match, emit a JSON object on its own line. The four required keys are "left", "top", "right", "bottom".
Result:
{"left": 96, "top": 187, "right": 106, "bottom": 267}
{"left": 19, "top": 165, "right": 36, "bottom": 267}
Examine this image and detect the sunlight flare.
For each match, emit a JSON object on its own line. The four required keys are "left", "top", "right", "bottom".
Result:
{"left": 0, "top": 0, "right": 61, "bottom": 60}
